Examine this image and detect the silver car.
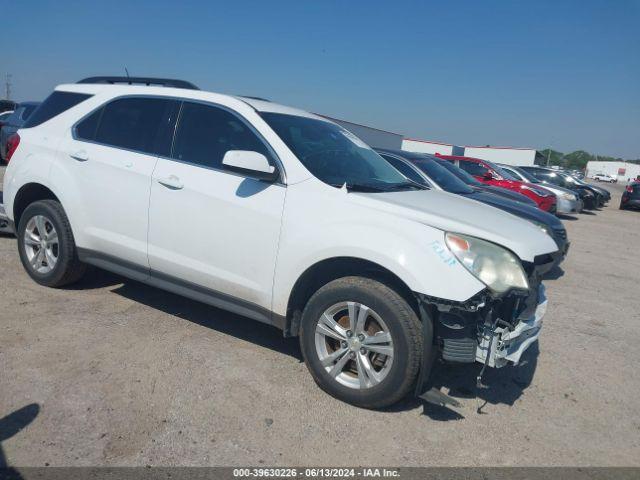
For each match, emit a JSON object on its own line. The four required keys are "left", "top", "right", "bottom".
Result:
{"left": 499, "top": 164, "right": 583, "bottom": 214}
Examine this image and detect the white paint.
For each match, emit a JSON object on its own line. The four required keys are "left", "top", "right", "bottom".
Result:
{"left": 586, "top": 160, "right": 640, "bottom": 182}
{"left": 462, "top": 146, "right": 536, "bottom": 166}
{"left": 4, "top": 82, "right": 557, "bottom": 321}
{"left": 402, "top": 138, "right": 454, "bottom": 155}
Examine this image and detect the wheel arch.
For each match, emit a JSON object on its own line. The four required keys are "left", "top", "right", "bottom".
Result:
{"left": 282, "top": 256, "right": 418, "bottom": 337}
{"left": 12, "top": 183, "right": 61, "bottom": 228}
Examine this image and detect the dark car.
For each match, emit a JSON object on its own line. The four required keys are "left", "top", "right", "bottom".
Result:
{"left": 376, "top": 149, "right": 569, "bottom": 257}
{"left": 570, "top": 175, "right": 611, "bottom": 204}
{"left": 397, "top": 154, "right": 537, "bottom": 206}
{"left": 620, "top": 182, "right": 640, "bottom": 210}
{"left": 0, "top": 101, "right": 40, "bottom": 163}
{"left": 520, "top": 166, "right": 602, "bottom": 209}
{"left": 0, "top": 99, "right": 16, "bottom": 114}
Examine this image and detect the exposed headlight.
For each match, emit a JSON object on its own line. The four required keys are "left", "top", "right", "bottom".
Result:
{"left": 561, "top": 192, "right": 577, "bottom": 201}
{"left": 445, "top": 233, "right": 529, "bottom": 294}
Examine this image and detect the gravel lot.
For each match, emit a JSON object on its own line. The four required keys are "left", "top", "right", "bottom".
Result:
{"left": 1, "top": 166, "right": 639, "bottom": 467}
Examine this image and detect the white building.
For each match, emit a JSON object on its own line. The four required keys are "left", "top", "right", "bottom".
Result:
{"left": 320, "top": 115, "right": 404, "bottom": 150}
{"left": 461, "top": 145, "right": 540, "bottom": 166}
{"left": 586, "top": 161, "right": 640, "bottom": 182}
{"left": 401, "top": 138, "right": 541, "bottom": 166}
{"left": 401, "top": 138, "right": 460, "bottom": 155}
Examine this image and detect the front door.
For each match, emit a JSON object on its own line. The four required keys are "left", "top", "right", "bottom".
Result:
{"left": 147, "top": 101, "right": 286, "bottom": 315}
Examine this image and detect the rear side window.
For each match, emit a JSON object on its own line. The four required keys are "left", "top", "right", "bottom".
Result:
{"left": 23, "top": 92, "right": 92, "bottom": 128}
{"left": 458, "top": 161, "right": 488, "bottom": 177}
{"left": 76, "top": 97, "right": 178, "bottom": 156}
{"left": 172, "top": 102, "right": 271, "bottom": 169}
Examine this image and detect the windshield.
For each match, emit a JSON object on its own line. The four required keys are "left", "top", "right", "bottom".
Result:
{"left": 260, "top": 112, "right": 418, "bottom": 191}
{"left": 494, "top": 165, "right": 520, "bottom": 181}
{"left": 410, "top": 158, "right": 474, "bottom": 194}
{"left": 435, "top": 159, "right": 483, "bottom": 186}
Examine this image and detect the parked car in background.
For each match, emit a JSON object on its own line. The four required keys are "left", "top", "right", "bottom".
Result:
{"left": 570, "top": 170, "right": 585, "bottom": 180}
{"left": 416, "top": 155, "right": 537, "bottom": 206}
{"left": 0, "top": 110, "right": 14, "bottom": 129}
{"left": 520, "top": 166, "right": 601, "bottom": 209}
{"left": 376, "top": 149, "right": 569, "bottom": 258}
{"left": 2, "top": 76, "right": 560, "bottom": 408}
{"left": 498, "top": 164, "right": 583, "bottom": 214}
{"left": 567, "top": 173, "right": 611, "bottom": 205}
{"left": 437, "top": 155, "right": 557, "bottom": 213}
{"left": 593, "top": 172, "right": 616, "bottom": 183}
{"left": 0, "top": 100, "right": 17, "bottom": 114}
{"left": 0, "top": 101, "right": 41, "bottom": 163}
{"left": 620, "top": 182, "right": 640, "bottom": 210}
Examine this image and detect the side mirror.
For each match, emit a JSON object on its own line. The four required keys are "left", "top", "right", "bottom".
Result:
{"left": 222, "top": 150, "right": 278, "bottom": 182}
{"left": 483, "top": 171, "right": 494, "bottom": 180}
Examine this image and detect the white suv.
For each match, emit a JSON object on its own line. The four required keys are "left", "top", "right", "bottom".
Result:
{"left": 2, "top": 77, "right": 560, "bottom": 408}
{"left": 593, "top": 172, "right": 616, "bottom": 183}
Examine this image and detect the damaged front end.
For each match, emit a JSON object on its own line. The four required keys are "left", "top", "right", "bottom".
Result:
{"left": 415, "top": 251, "right": 557, "bottom": 385}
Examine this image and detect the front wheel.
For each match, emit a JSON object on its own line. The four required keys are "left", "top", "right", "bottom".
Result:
{"left": 299, "top": 276, "right": 425, "bottom": 409}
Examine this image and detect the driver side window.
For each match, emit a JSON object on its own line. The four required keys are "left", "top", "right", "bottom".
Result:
{"left": 172, "top": 102, "right": 271, "bottom": 170}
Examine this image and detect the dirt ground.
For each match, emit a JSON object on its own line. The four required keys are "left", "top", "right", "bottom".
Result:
{"left": 1, "top": 167, "right": 639, "bottom": 467}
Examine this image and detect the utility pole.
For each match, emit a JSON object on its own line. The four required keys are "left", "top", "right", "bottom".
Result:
{"left": 546, "top": 147, "right": 551, "bottom": 166}
{"left": 4, "top": 73, "right": 11, "bottom": 100}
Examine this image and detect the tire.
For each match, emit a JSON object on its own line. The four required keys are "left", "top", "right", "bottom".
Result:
{"left": 17, "top": 200, "right": 86, "bottom": 287}
{"left": 299, "top": 276, "right": 424, "bottom": 409}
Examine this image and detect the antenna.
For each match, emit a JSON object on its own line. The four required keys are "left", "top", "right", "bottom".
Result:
{"left": 5, "top": 73, "right": 11, "bottom": 100}
{"left": 124, "top": 67, "right": 130, "bottom": 80}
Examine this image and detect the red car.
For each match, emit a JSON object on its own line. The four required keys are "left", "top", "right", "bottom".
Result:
{"left": 437, "top": 155, "right": 557, "bottom": 212}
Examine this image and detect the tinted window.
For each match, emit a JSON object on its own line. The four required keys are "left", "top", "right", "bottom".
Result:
{"left": 458, "top": 160, "right": 489, "bottom": 177}
{"left": 261, "top": 112, "right": 411, "bottom": 189}
{"left": 90, "top": 97, "right": 176, "bottom": 155}
{"left": 436, "top": 159, "right": 483, "bottom": 186}
{"left": 381, "top": 155, "right": 427, "bottom": 185}
{"left": 411, "top": 159, "right": 474, "bottom": 194}
{"left": 172, "top": 102, "right": 271, "bottom": 170}
{"left": 75, "top": 107, "right": 103, "bottom": 141}
{"left": 20, "top": 104, "right": 38, "bottom": 120}
{"left": 24, "top": 92, "right": 92, "bottom": 128}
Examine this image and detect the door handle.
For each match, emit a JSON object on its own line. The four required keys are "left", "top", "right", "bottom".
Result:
{"left": 157, "top": 175, "right": 184, "bottom": 190}
{"left": 70, "top": 150, "right": 89, "bottom": 162}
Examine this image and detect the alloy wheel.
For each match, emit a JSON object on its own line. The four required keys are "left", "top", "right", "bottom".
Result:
{"left": 314, "top": 301, "right": 394, "bottom": 389}
{"left": 23, "top": 215, "right": 59, "bottom": 274}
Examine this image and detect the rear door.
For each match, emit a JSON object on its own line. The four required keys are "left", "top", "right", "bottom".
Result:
{"left": 147, "top": 101, "right": 286, "bottom": 314}
{"left": 61, "top": 96, "right": 178, "bottom": 271}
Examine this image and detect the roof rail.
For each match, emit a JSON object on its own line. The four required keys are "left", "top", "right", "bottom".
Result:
{"left": 77, "top": 76, "right": 199, "bottom": 90}
{"left": 239, "top": 96, "right": 270, "bottom": 102}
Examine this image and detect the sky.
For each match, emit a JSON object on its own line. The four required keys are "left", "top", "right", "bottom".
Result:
{"left": 3, "top": 0, "right": 639, "bottom": 158}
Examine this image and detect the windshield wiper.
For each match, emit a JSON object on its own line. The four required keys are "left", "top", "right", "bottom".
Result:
{"left": 330, "top": 182, "right": 388, "bottom": 192}
{"left": 383, "top": 180, "right": 428, "bottom": 191}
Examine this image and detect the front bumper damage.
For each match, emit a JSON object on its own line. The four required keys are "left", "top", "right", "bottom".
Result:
{"left": 414, "top": 251, "right": 557, "bottom": 402}
{"left": 475, "top": 284, "right": 546, "bottom": 367}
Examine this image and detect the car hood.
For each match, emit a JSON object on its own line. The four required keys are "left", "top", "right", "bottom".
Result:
{"left": 349, "top": 189, "right": 559, "bottom": 262}
{"left": 462, "top": 191, "right": 564, "bottom": 230}
{"left": 479, "top": 185, "right": 537, "bottom": 205}
{"left": 531, "top": 183, "right": 577, "bottom": 198}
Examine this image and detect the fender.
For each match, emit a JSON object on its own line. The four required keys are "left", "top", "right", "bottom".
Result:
{"left": 271, "top": 183, "right": 486, "bottom": 317}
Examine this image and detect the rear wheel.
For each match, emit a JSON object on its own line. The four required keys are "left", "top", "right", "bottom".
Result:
{"left": 299, "top": 276, "right": 424, "bottom": 409}
{"left": 17, "top": 200, "right": 86, "bottom": 287}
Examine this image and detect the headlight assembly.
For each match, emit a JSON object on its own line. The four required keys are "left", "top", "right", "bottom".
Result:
{"left": 445, "top": 232, "right": 529, "bottom": 294}
{"left": 561, "top": 192, "right": 577, "bottom": 201}
{"left": 531, "top": 220, "right": 552, "bottom": 237}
